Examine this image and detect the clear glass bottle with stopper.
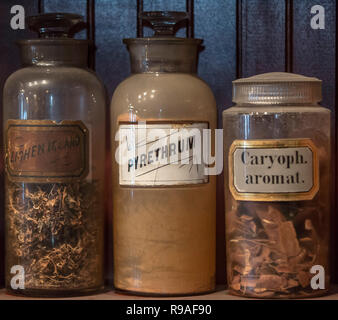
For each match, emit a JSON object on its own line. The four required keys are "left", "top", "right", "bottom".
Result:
{"left": 111, "top": 10, "right": 217, "bottom": 295}
{"left": 223, "top": 72, "right": 331, "bottom": 298}
{"left": 3, "top": 13, "right": 105, "bottom": 297}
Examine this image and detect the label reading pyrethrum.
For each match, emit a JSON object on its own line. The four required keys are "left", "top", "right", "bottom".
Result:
{"left": 118, "top": 122, "right": 209, "bottom": 186}
{"left": 229, "top": 139, "right": 319, "bottom": 201}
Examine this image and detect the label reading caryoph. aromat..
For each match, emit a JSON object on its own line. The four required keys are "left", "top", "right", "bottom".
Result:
{"left": 5, "top": 120, "right": 89, "bottom": 183}
{"left": 118, "top": 122, "right": 209, "bottom": 186}
{"left": 229, "top": 139, "right": 319, "bottom": 201}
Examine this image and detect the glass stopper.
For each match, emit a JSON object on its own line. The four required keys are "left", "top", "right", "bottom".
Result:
{"left": 27, "top": 13, "right": 86, "bottom": 38}
{"left": 140, "top": 11, "right": 188, "bottom": 37}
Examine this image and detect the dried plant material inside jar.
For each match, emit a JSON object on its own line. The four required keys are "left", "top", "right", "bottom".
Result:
{"left": 3, "top": 13, "right": 105, "bottom": 297}
{"left": 223, "top": 72, "right": 331, "bottom": 298}
{"left": 6, "top": 181, "right": 101, "bottom": 290}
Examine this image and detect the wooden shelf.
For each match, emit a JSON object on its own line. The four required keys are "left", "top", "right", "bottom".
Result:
{"left": 1, "top": 286, "right": 338, "bottom": 300}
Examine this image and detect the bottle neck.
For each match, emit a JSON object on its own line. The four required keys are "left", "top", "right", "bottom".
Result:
{"left": 18, "top": 39, "right": 89, "bottom": 67}
{"left": 125, "top": 39, "right": 200, "bottom": 74}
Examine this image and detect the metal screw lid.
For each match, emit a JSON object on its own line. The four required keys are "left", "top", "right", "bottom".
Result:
{"left": 232, "top": 72, "right": 322, "bottom": 105}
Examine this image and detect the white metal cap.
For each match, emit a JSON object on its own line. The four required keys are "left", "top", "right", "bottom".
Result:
{"left": 232, "top": 72, "right": 322, "bottom": 105}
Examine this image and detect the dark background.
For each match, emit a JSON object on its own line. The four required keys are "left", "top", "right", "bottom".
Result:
{"left": 0, "top": 0, "right": 336, "bottom": 288}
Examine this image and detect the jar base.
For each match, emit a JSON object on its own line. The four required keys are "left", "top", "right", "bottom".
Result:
{"left": 227, "top": 288, "right": 330, "bottom": 299}
{"left": 114, "top": 286, "right": 216, "bottom": 298}
{"left": 5, "top": 285, "right": 106, "bottom": 298}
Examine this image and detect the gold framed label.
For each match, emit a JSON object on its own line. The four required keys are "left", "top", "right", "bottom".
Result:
{"left": 5, "top": 120, "right": 89, "bottom": 183}
{"left": 229, "top": 139, "right": 319, "bottom": 201}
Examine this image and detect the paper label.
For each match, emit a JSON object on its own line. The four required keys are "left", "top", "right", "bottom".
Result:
{"left": 229, "top": 139, "right": 319, "bottom": 201}
{"left": 5, "top": 120, "right": 89, "bottom": 183}
{"left": 118, "top": 122, "right": 209, "bottom": 186}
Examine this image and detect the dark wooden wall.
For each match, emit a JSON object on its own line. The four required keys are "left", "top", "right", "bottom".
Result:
{"left": 0, "top": 0, "right": 336, "bottom": 287}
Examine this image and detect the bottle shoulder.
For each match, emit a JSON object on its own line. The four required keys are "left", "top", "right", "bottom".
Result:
{"left": 111, "top": 73, "right": 216, "bottom": 122}
{"left": 4, "top": 66, "right": 104, "bottom": 92}
{"left": 112, "top": 73, "right": 215, "bottom": 100}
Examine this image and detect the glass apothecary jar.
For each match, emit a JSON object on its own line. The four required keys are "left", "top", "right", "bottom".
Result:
{"left": 3, "top": 13, "right": 105, "bottom": 297}
{"left": 223, "top": 72, "right": 331, "bottom": 298}
{"left": 111, "top": 12, "right": 217, "bottom": 295}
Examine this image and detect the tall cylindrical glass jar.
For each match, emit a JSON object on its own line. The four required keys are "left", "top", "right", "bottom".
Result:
{"left": 3, "top": 13, "right": 105, "bottom": 297}
{"left": 223, "top": 72, "right": 331, "bottom": 298}
{"left": 111, "top": 12, "right": 217, "bottom": 295}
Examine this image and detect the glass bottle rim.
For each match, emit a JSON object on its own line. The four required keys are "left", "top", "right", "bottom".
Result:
{"left": 123, "top": 37, "right": 202, "bottom": 46}
{"left": 17, "top": 38, "right": 91, "bottom": 46}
